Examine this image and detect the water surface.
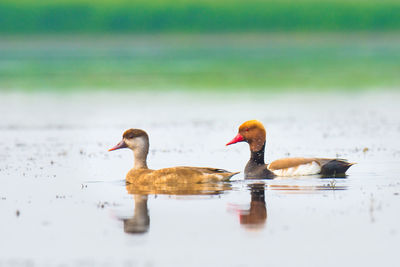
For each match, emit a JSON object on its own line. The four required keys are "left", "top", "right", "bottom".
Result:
{"left": 0, "top": 91, "right": 399, "bottom": 266}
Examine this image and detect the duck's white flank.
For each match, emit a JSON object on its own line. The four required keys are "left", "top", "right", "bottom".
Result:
{"left": 269, "top": 161, "right": 321, "bottom": 177}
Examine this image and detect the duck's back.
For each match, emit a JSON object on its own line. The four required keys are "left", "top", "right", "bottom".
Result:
{"left": 267, "top": 157, "right": 353, "bottom": 177}
{"left": 126, "top": 167, "right": 238, "bottom": 184}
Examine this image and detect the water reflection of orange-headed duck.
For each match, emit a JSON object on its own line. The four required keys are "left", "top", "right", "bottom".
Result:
{"left": 237, "top": 183, "right": 267, "bottom": 230}
{"left": 109, "top": 129, "right": 239, "bottom": 184}
{"left": 226, "top": 120, "right": 355, "bottom": 179}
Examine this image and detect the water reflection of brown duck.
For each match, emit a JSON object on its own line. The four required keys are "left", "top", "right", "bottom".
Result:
{"left": 122, "top": 195, "right": 150, "bottom": 234}
{"left": 226, "top": 120, "right": 355, "bottom": 179}
{"left": 109, "top": 129, "right": 239, "bottom": 184}
{"left": 237, "top": 183, "right": 267, "bottom": 230}
{"left": 126, "top": 181, "right": 232, "bottom": 196}
{"left": 122, "top": 182, "right": 232, "bottom": 234}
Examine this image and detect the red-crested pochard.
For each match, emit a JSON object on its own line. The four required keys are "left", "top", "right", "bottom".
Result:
{"left": 109, "top": 129, "right": 239, "bottom": 184}
{"left": 226, "top": 120, "right": 354, "bottom": 179}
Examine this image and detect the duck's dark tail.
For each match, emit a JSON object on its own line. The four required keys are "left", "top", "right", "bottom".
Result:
{"left": 320, "top": 159, "right": 355, "bottom": 177}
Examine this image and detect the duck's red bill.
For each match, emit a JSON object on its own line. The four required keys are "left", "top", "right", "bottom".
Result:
{"left": 226, "top": 133, "right": 244, "bottom": 146}
{"left": 108, "top": 140, "right": 127, "bottom": 151}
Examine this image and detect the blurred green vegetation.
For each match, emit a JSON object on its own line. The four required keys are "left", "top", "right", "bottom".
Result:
{"left": 1, "top": 1, "right": 399, "bottom": 91}
{"left": 1, "top": 34, "right": 399, "bottom": 91}
{"left": 1, "top": 0, "right": 400, "bottom": 33}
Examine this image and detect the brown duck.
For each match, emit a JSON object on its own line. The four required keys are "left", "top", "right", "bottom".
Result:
{"left": 109, "top": 129, "right": 239, "bottom": 184}
{"left": 226, "top": 120, "right": 355, "bottom": 179}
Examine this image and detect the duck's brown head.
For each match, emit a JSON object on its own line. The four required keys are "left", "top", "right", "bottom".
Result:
{"left": 226, "top": 120, "right": 266, "bottom": 152}
{"left": 109, "top": 129, "right": 149, "bottom": 152}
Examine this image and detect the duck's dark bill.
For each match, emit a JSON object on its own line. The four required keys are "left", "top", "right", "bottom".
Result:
{"left": 226, "top": 133, "right": 244, "bottom": 146}
{"left": 108, "top": 140, "right": 128, "bottom": 151}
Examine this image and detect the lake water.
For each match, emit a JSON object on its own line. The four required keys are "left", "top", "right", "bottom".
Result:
{"left": 0, "top": 91, "right": 399, "bottom": 267}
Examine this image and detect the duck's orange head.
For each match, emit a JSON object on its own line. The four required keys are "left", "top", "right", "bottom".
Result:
{"left": 109, "top": 129, "right": 149, "bottom": 152}
{"left": 226, "top": 120, "right": 266, "bottom": 152}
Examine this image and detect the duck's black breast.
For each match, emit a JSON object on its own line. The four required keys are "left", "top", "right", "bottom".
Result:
{"left": 244, "top": 161, "right": 275, "bottom": 179}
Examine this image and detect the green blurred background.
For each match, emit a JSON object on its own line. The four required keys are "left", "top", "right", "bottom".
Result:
{"left": 1, "top": 0, "right": 399, "bottom": 91}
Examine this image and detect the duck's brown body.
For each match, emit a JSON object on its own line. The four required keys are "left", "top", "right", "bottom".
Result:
{"left": 126, "top": 167, "right": 238, "bottom": 185}
{"left": 227, "top": 120, "right": 354, "bottom": 179}
{"left": 109, "top": 129, "right": 239, "bottom": 184}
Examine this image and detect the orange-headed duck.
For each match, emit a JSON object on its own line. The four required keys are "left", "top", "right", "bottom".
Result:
{"left": 226, "top": 120, "right": 354, "bottom": 179}
{"left": 109, "top": 129, "right": 239, "bottom": 184}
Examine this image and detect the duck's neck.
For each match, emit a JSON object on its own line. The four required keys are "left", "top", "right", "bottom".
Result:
{"left": 245, "top": 142, "right": 274, "bottom": 179}
{"left": 130, "top": 136, "right": 149, "bottom": 169}
{"left": 133, "top": 147, "right": 148, "bottom": 169}
{"left": 250, "top": 142, "right": 266, "bottom": 165}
